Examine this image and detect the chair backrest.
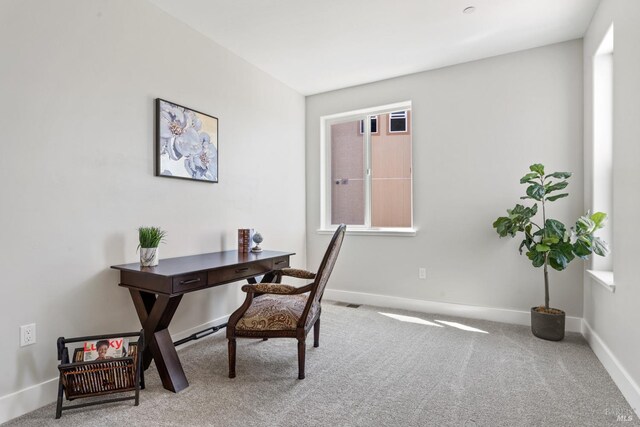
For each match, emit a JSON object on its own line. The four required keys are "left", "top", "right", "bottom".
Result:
{"left": 300, "top": 224, "right": 346, "bottom": 323}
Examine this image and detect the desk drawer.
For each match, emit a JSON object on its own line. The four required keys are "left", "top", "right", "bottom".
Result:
{"left": 209, "top": 261, "right": 273, "bottom": 285}
{"left": 272, "top": 256, "right": 290, "bottom": 269}
{"left": 172, "top": 272, "right": 207, "bottom": 293}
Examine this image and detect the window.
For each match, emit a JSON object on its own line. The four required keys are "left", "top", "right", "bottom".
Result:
{"left": 589, "top": 24, "right": 614, "bottom": 288}
{"left": 388, "top": 111, "right": 408, "bottom": 133}
{"left": 359, "top": 116, "right": 378, "bottom": 134}
{"left": 320, "top": 102, "right": 414, "bottom": 234}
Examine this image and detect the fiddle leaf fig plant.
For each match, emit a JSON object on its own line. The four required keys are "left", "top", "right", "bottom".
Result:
{"left": 493, "top": 164, "right": 609, "bottom": 311}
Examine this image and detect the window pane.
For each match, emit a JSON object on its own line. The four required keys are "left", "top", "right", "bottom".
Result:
{"left": 592, "top": 26, "right": 614, "bottom": 271}
{"left": 331, "top": 120, "right": 365, "bottom": 225}
{"left": 389, "top": 111, "right": 407, "bottom": 132}
{"left": 359, "top": 116, "right": 378, "bottom": 134}
{"left": 371, "top": 116, "right": 378, "bottom": 133}
{"left": 372, "top": 112, "right": 412, "bottom": 227}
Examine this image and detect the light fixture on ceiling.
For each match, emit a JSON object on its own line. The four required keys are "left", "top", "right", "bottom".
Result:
{"left": 463, "top": 6, "right": 476, "bottom": 14}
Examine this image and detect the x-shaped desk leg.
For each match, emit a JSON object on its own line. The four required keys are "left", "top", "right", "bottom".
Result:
{"left": 129, "top": 289, "right": 187, "bottom": 393}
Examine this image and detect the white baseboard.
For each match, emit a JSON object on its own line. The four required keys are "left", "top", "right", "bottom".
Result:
{"left": 323, "top": 289, "right": 583, "bottom": 332}
{"left": 582, "top": 320, "right": 640, "bottom": 417}
{"left": 0, "top": 377, "right": 59, "bottom": 425}
{"left": 0, "top": 314, "right": 230, "bottom": 425}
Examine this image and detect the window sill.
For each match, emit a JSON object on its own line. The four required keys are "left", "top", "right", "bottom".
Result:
{"left": 586, "top": 270, "right": 615, "bottom": 293}
{"left": 317, "top": 228, "right": 417, "bottom": 237}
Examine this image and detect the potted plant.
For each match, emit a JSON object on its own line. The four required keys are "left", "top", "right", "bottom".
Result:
{"left": 492, "top": 164, "right": 608, "bottom": 341}
{"left": 138, "top": 226, "right": 167, "bottom": 267}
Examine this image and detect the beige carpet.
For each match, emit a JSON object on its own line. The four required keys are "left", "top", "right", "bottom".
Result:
{"left": 6, "top": 302, "right": 638, "bottom": 426}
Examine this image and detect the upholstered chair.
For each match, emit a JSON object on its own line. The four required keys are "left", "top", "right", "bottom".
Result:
{"left": 226, "top": 224, "right": 346, "bottom": 379}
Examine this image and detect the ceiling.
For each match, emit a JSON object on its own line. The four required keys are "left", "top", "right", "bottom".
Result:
{"left": 148, "top": 0, "right": 600, "bottom": 95}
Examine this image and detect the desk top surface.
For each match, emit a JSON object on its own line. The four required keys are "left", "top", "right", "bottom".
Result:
{"left": 111, "top": 250, "right": 295, "bottom": 277}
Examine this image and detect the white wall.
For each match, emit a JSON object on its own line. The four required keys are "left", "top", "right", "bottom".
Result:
{"left": 583, "top": 0, "right": 640, "bottom": 414}
{"left": 306, "top": 41, "right": 584, "bottom": 316}
{"left": 0, "top": 0, "right": 305, "bottom": 420}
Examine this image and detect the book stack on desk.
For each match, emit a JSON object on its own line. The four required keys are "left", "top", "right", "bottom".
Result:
{"left": 237, "top": 229, "right": 254, "bottom": 252}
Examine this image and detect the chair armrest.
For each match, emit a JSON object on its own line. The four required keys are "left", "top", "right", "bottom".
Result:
{"left": 280, "top": 268, "right": 316, "bottom": 280}
{"left": 241, "top": 283, "right": 313, "bottom": 295}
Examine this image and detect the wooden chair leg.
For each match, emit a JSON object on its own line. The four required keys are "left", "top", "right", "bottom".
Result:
{"left": 228, "top": 338, "right": 236, "bottom": 378}
{"left": 314, "top": 318, "right": 320, "bottom": 348}
{"left": 297, "top": 338, "right": 306, "bottom": 379}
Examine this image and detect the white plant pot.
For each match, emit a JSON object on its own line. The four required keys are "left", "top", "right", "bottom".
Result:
{"left": 140, "top": 247, "right": 159, "bottom": 267}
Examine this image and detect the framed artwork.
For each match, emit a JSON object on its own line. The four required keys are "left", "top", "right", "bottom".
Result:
{"left": 155, "top": 98, "right": 218, "bottom": 183}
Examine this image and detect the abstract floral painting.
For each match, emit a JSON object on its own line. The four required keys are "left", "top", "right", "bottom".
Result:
{"left": 156, "top": 98, "right": 218, "bottom": 183}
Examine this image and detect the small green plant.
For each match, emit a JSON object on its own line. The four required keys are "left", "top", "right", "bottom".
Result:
{"left": 492, "top": 164, "right": 608, "bottom": 311}
{"left": 137, "top": 226, "right": 167, "bottom": 249}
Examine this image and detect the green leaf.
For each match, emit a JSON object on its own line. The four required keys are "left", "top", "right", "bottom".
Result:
{"left": 526, "top": 183, "right": 545, "bottom": 201}
{"left": 137, "top": 226, "right": 167, "bottom": 250}
{"left": 518, "top": 239, "right": 528, "bottom": 255}
{"left": 591, "top": 212, "right": 608, "bottom": 229}
{"left": 529, "top": 164, "right": 545, "bottom": 175}
{"left": 494, "top": 203, "right": 541, "bottom": 238}
{"left": 520, "top": 173, "right": 540, "bottom": 184}
{"left": 542, "top": 236, "right": 560, "bottom": 245}
{"left": 535, "top": 244, "right": 550, "bottom": 252}
{"left": 548, "top": 249, "right": 568, "bottom": 271}
{"left": 573, "top": 239, "right": 592, "bottom": 258}
{"left": 556, "top": 242, "right": 575, "bottom": 263}
{"left": 592, "top": 237, "right": 609, "bottom": 256}
{"left": 576, "top": 216, "right": 596, "bottom": 233}
{"left": 545, "top": 181, "right": 568, "bottom": 193}
{"left": 545, "top": 219, "right": 566, "bottom": 239}
{"left": 526, "top": 250, "right": 545, "bottom": 268}
{"left": 546, "top": 172, "right": 572, "bottom": 179}
{"left": 546, "top": 193, "right": 569, "bottom": 202}
{"left": 493, "top": 217, "right": 513, "bottom": 237}
{"left": 512, "top": 204, "right": 537, "bottom": 220}
{"left": 578, "top": 235, "right": 592, "bottom": 244}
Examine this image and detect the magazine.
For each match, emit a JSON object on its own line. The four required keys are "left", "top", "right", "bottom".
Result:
{"left": 83, "top": 337, "right": 128, "bottom": 362}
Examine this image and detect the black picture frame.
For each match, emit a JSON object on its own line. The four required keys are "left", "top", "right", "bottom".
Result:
{"left": 155, "top": 98, "right": 219, "bottom": 183}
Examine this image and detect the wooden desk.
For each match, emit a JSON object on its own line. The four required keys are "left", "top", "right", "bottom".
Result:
{"left": 111, "top": 250, "right": 293, "bottom": 392}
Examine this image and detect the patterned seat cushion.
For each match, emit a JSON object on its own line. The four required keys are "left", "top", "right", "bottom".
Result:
{"left": 236, "top": 293, "right": 318, "bottom": 331}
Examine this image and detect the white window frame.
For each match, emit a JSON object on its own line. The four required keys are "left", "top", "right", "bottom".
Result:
{"left": 319, "top": 101, "right": 416, "bottom": 236}
{"left": 388, "top": 110, "right": 408, "bottom": 133}
{"left": 589, "top": 23, "right": 614, "bottom": 291}
{"left": 359, "top": 116, "right": 379, "bottom": 135}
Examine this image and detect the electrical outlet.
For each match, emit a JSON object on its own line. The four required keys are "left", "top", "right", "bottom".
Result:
{"left": 20, "top": 323, "right": 36, "bottom": 347}
{"left": 418, "top": 268, "right": 427, "bottom": 279}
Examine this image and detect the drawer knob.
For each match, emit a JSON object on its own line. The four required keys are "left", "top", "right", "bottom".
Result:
{"left": 274, "top": 260, "right": 285, "bottom": 265}
{"left": 180, "top": 278, "right": 201, "bottom": 285}
{"left": 235, "top": 267, "right": 249, "bottom": 273}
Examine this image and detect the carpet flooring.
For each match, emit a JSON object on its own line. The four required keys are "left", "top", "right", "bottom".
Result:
{"left": 6, "top": 302, "right": 638, "bottom": 426}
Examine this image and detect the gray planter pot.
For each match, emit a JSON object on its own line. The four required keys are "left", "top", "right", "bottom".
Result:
{"left": 530, "top": 307, "right": 565, "bottom": 341}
